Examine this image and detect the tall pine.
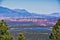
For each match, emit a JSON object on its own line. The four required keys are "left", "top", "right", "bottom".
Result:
{"left": 49, "top": 19, "right": 60, "bottom": 40}
{"left": 0, "top": 20, "right": 13, "bottom": 40}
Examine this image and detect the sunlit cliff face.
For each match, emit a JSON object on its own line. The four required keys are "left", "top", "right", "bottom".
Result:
{"left": 5, "top": 18, "right": 56, "bottom": 26}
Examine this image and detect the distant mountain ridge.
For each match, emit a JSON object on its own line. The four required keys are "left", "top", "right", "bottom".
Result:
{"left": 0, "top": 6, "right": 60, "bottom": 18}
{"left": 0, "top": 6, "right": 60, "bottom": 27}
{"left": 0, "top": 6, "right": 41, "bottom": 18}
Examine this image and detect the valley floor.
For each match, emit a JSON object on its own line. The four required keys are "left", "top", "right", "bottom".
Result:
{"left": 9, "top": 29, "right": 51, "bottom": 40}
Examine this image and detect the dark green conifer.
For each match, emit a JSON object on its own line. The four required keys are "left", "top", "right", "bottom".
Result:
{"left": 18, "top": 33, "right": 25, "bottom": 40}
{"left": 49, "top": 19, "right": 60, "bottom": 40}
{"left": 0, "top": 20, "right": 13, "bottom": 40}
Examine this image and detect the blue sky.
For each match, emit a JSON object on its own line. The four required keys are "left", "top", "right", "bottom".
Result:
{"left": 0, "top": 0, "right": 60, "bottom": 14}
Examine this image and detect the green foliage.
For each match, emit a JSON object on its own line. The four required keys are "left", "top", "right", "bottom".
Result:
{"left": 0, "top": 20, "right": 13, "bottom": 40}
{"left": 18, "top": 32, "right": 25, "bottom": 40}
{"left": 49, "top": 19, "right": 60, "bottom": 40}
{"left": 0, "top": 34, "right": 13, "bottom": 40}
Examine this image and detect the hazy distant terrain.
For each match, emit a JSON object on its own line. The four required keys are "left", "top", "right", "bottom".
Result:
{"left": 0, "top": 6, "right": 59, "bottom": 40}
{"left": 0, "top": 6, "right": 60, "bottom": 27}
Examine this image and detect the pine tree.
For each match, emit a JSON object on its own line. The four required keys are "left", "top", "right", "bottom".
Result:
{"left": 49, "top": 19, "right": 60, "bottom": 40}
{"left": 0, "top": 20, "right": 13, "bottom": 40}
{"left": 18, "top": 32, "right": 25, "bottom": 40}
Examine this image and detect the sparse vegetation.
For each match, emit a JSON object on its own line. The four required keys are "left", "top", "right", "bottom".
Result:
{"left": 18, "top": 32, "right": 25, "bottom": 40}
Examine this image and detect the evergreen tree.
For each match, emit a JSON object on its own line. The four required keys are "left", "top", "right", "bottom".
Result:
{"left": 0, "top": 20, "right": 13, "bottom": 40}
{"left": 49, "top": 19, "right": 60, "bottom": 40}
{"left": 18, "top": 33, "right": 25, "bottom": 40}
